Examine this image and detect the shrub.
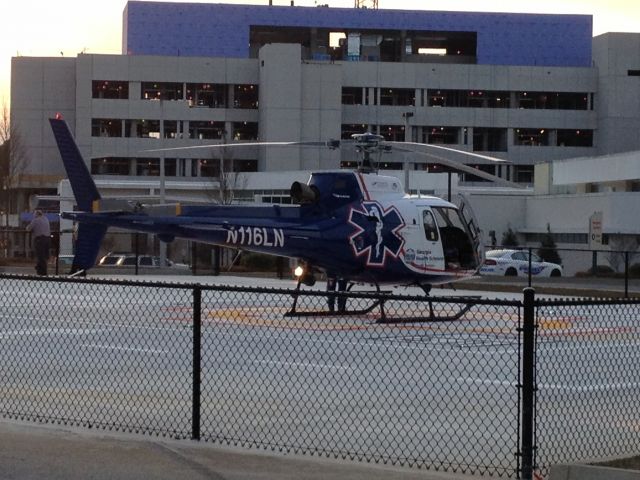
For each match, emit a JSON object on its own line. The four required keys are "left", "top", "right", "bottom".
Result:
{"left": 501, "top": 227, "right": 518, "bottom": 247}
{"left": 239, "top": 252, "right": 277, "bottom": 271}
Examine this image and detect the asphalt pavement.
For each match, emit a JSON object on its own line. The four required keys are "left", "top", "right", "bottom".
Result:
{"left": 0, "top": 420, "right": 486, "bottom": 480}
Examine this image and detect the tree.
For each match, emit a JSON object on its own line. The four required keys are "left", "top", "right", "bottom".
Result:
{"left": 501, "top": 227, "right": 519, "bottom": 247}
{"left": 537, "top": 223, "right": 562, "bottom": 265}
{"left": 0, "top": 103, "right": 29, "bottom": 228}
{"left": 607, "top": 235, "right": 640, "bottom": 273}
{"left": 203, "top": 131, "right": 247, "bottom": 205}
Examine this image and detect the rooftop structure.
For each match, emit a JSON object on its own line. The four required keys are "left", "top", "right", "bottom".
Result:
{"left": 123, "top": 2, "right": 592, "bottom": 67}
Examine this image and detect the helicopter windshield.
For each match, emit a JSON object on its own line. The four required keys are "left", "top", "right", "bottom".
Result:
{"left": 431, "top": 206, "right": 478, "bottom": 270}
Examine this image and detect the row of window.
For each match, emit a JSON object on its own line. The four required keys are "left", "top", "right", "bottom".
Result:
{"left": 341, "top": 125, "right": 594, "bottom": 150}
{"left": 342, "top": 87, "right": 591, "bottom": 110}
{"left": 523, "top": 233, "right": 590, "bottom": 244}
{"left": 92, "top": 154, "right": 536, "bottom": 184}
{"left": 90, "top": 157, "right": 258, "bottom": 176}
{"left": 92, "top": 81, "right": 590, "bottom": 111}
{"left": 337, "top": 160, "right": 536, "bottom": 184}
{"left": 92, "top": 119, "right": 259, "bottom": 141}
{"left": 92, "top": 81, "right": 259, "bottom": 109}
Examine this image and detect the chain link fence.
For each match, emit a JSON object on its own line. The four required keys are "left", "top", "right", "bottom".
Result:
{"left": 534, "top": 297, "right": 640, "bottom": 477}
{"left": 0, "top": 273, "right": 639, "bottom": 478}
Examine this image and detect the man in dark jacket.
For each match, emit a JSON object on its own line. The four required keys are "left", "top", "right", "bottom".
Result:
{"left": 26, "top": 209, "right": 51, "bottom": 276}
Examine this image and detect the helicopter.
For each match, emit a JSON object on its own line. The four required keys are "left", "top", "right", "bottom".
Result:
{"left": 49, "top": 116, "right": 518, "bottom": 317}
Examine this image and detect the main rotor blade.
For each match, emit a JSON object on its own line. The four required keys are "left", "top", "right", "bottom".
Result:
{"left": 143, "top": 140, "right": 334, "bottom": 153}
{"left": 398, "top": 148, "right": 524, "bottom": 189}
{"left": 387, "top": 141, "right": 508, "bottom": 163}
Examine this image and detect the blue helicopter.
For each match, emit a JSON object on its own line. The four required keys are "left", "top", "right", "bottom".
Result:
{"left": 49, "top": 117, "right": 514, "bottom": 313}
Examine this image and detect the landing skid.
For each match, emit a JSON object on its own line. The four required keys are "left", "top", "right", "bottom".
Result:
{"left": 285, "top": 280, "right": 384, "bottom": 317}
{"left": 284, "top": 281, "right": 480, "bottom": 323}
{"left": 375, "top": 298, "right": 479, "bottom": 324}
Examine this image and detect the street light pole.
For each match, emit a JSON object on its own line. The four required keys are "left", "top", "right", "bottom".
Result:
{"left": 159, "top": 153, "right": 167, "bottom": 266}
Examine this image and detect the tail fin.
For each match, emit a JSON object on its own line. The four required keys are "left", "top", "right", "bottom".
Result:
{"left": 50, "top": 117, "right": 106, "bottom": 272}
{"left": 72, "top": 223, "right": 108, "bottom": 272}
{"left": 49, "top": 117, "right": 101, "bottom": 212}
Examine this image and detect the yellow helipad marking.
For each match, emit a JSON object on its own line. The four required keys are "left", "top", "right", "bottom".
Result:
{"left": 539, "top": 319, "right": 574, "bottom": 330}
{"left": 198, "top": 306, "right": 524, "bottom": 334}
{"left": 204, "top": 307, "right": 376, "bottom": 331}
{"left": 163, "top": 305, "right": 614, "bottom": 338}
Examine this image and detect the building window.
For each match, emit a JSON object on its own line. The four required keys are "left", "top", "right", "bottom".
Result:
{"left": 514, "top": 165, "right": 534, "bottom": 183}
{"left": 141, "top": 82, "right": 183, "bottom": 101}
{"left": 91, "top": 119, "right": 122, "bottom": 137}
{"left": 427, "top": 89, "right": 509, "bottom": 108}
{"left": 126, "top": 120, "right": 161, "bottom": 138}
{"left": 341, "top": 124, "right": 368, "bottom": 139}
{"left": 424, "top": 126, "right": 459, "bottom": 144}
{"left": 232, "top": 122, "right": 258, "bottom": 141}
{"left": 516, "top": 91, "right": 588, "bottom": 110}
{"left": 428, "top": 89, "right": 449, "bottom": 107}
{"left": 473, "top": 128, "right": 507, "bottom": 151}
{"left": 136, "top": 158, "right": 161, "bottom": 176}
{"left": 188, "top": 121, "right": 225, "bottom": 140}
{"left": 557, "top": 129, "right": 593, "bottom": 147}
{"left": 199, "top": 159, "right": 218, "bottom": 177}
{"left": 514, "top": 128, "right": 549, "bottom": 146}
{"left": 524, "top": 232, "right": 588, "bottom": 244}
{"left": 234, "top": 159, "right": 258, "bottom": 172}
{"left": 465, "top": 90, "right": 486, "bottom": 108}
{"left": 342, "top": 87, "right": 364, "bottom": 105}
{"left": 459, "top": 164, "right": 496, "bottom": 183}
{"left": 163, "top": 121, "right": 179, "bottom": 139}
{"left": 379, "top": 88, "right": 415, "bottom": 106}
{"left": 379, "top": 124, "right": 404, "bottom": 142}
{"left": 186, "top": 83, "right": 227, "bottom": 108}
{"left": 92, "top": 81, "right": 128, "bottom": 99}
{"left": 91, "top": 157, "right": 130, "bottom": 175}
{"left": 233, "top": 84, "right": 259, "bottom": 109}
{"left": 378, "top": 161, "right": 403, "bottom": 170}
{"left": 163, "top": 159, "right": 177, "bottom": 176}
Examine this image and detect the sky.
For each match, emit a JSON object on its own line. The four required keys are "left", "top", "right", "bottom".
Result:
{"left": 2, "top": 0, "right": 640, "bottom": 108}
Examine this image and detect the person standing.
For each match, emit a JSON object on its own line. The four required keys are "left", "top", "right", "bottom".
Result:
{"left": 26, "top": 209, "right": 51, "bottom": 276}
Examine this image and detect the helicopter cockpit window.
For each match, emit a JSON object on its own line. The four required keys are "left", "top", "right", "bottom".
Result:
{"left": 422, "top": 210, "right": 439, "bottom": 242}
{"left": 432, "top": 207, "right": 466, "bottom": 231}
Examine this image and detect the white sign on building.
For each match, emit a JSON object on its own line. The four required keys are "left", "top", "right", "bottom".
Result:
{"left": 589, "top": 211, "right": 603, "bottom": 249}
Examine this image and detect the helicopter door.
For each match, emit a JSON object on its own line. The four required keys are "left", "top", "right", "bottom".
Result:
{"left": 422, "top": 209, "right": 439, "bottom": 243}
{"left": 410, "top": 208, "right": 445, "bottom": 272}
{"left": 454, "top": 194, "right": 484, "bottom": 267}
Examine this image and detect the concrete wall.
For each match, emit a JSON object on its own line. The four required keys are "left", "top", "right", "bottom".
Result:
{"left": 593, "top": 33, "right": 640, "bottom": 154}
{"left": 10, "top": 57, "right": 77, "bottom": 188}
{"left": 526, "top": 193, "right": 640, "bottom": 235}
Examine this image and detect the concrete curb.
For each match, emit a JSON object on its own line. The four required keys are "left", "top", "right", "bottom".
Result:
{"left": 550, "top": 464, "right": 640, "bottom": 480}
{"left": 0, "top": 420, "right": 489, "bottom": 480}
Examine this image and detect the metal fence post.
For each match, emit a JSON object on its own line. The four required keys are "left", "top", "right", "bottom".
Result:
{"left": 212, "top": 245, "right": 220, "bottom": 276}
{"left": 527, "top": 247, "right": 532, "bottom": 287}
{"left": 192, "top": 286, "right": 202, "bottom": 440}
{"left": 134, "top": 232, "right": 139, "bottom": 276}
{"left": 521, "top": 287, "right": 536, "bottom": 479}
{"left": 191, "top": 242, "right": 198, "bottom": 276}
{"left": 624, "top": 251, "right": 629, "bottom": 298}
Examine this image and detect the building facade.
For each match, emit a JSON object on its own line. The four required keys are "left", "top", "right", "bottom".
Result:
{"left": 8, "top": 2, "right": 640, "bottom": 266}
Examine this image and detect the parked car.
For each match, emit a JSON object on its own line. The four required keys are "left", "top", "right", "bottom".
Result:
{"left": 98, "top": 252, "right": 179, "bottom": 268}
{"left": 57, "top": 254, "right": 75, "bottom": 267}
{"left": 480, "top": 249, "right": 562, "bottom": 277}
